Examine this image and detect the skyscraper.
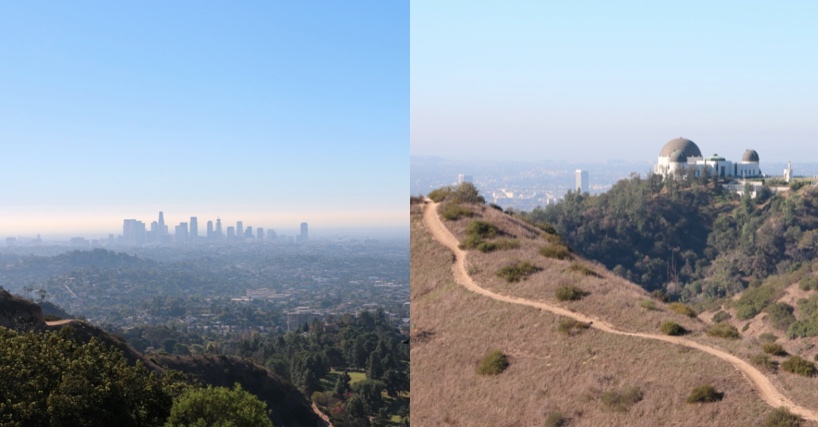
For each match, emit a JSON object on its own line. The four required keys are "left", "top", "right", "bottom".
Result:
{"left": 300, "top": 222, "right": 308, "bottom": 243}
{"left": 175, "top": 222, "right": 188, "bottom": 243}
{"left": 206, "top": 220, "right": 214, "bottom": 239}
{"left": 158, "top": 211, "right": 167, "bottom": 235}
{"left": 575, "top": 169, "right": 589, "bottom": 194}
{"left": 237, "top": 221, "right": 243, "bottom": 237}
{"left": 257, "top": 227, "right": 265, "bottom": 240}
{"left": 190, "top": 217, "right": 198, "bottom": 240}
{"left": 216, "top": 218, "right": 223, "bottom": 238}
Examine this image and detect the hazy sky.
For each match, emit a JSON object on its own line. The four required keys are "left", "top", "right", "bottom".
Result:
{"left": 411, "top": 1, "right": 818, "bottom": 164}
{"left": 0, "top": 2, "right": 407, "bottom": 238}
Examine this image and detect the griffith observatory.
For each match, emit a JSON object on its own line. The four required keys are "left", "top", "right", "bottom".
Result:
{"left": 654, "top": 137, "right": 762, "bottom": 179}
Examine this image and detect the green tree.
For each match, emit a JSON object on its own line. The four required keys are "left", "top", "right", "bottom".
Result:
{"left": 165, "top": 384, "right": 273, "bottom": 427}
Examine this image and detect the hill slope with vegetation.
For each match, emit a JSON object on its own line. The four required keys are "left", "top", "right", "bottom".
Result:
{"left": 411, "top": 184, "right": 818, "bottom": 427}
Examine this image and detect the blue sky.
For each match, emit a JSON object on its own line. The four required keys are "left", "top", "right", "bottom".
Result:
{"left": 0, "top": 2, "right": 407, "bottom": 238}
{"left": 412, "top": 1, "right": 818, "bottom": 164}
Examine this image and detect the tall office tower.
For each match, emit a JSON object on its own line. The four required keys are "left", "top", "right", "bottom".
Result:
{"left": 236, "top": 221, "right": 243, "bottom": 237}
{"left": 149, "top": 221, "right": 160, "bottom": 242}
{"left": 158, "top": 211, "right": 168, "bottom": 235}
{"left": 300, "top": 222, "right": 308, "bottom": 242}
{"left": 175, "top": 222, "right": 189, "bottom": 243}
{"left": 189, "top": 217, "right": 198, "bottom": 240}
{"left": 226, "top": 226, "right": 235, "bottom": 239}
{"left": 206, "top": 220, "right": 214, "bottom": 239}
{"left": 216, "top": 218, "right": 223, "bottom": 238}
{"left": 257, "top": 228, "right": 264, "bottom": 240}
{"left": 244, "top": 226, "right": 253, "bottom": 238}
{"left": 457, "top": 174, "right": 473, "bottom": 185}
{"left": 575, "top": 169, "right": 589, "bottom": 194}
{"left": 123, "top": 219, "right": 147, "bottom": 244}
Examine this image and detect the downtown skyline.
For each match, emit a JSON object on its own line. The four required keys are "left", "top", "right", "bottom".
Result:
{"left": 0, "top": 2, "right": 408, "bottom": 238}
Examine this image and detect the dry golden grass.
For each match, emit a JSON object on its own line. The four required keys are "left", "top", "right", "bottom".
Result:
{"left": 411, "top": 205, "right": 817, "bottom": 427}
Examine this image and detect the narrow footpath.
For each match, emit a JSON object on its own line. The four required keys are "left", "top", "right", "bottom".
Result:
{"left": 422, "top": 200, "right": 818, "bottom": 421}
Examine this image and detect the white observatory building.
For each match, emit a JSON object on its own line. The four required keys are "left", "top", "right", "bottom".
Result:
{"left": 654, "top": 137, "right": 762, "bottom": 179}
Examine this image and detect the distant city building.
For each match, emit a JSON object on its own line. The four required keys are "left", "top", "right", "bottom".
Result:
{"left": 189, "top": 217, "right": 198, "bottom": 240}
{"left": 457, "top": 174, "right": 473, "bottom": 185}
{"left": 257, "top": 227, "right": 265, "bottom": 240}
{"left": 216, "top": 218, "right": 223, "bottom": 238}
{"left": 654, "top": 137, "right": 762, "bottom": 179}
{"left": 206, "top": 220, "right": 214, "bottom": 239}
{"left": 226, "top": 226, "right": 235, "bottom": 239}
{"left": 175, "top": 222, "right": 188, "bottom": 243}
{"left": 123, "top": 219, "right": 146, "bottom": 244}
{"left": 237, "top": 221, "right": 243, "bottom": 237}
{"left": 244, "top": 226, "right": 253, "bottom": 238}
{"left": 575, "top": 169, "right": 589, "bottom": 193}
{"left": 299, "top": 222, "right": 309, "bottom": 243}
{"left": 784, "top": 161, "right": 794, "bottom": 183}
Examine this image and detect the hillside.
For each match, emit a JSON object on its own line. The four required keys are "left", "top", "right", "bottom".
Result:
{"left": 411, "top": 193, "right": 818, "bottom": 426}
{"left": 0, "top": 289, "right": 327, "bottom": 427}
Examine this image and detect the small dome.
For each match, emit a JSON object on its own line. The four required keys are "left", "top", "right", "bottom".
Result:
{"left": 660, "top": 137, "right": 702, "bottom": 158}
{"left": 742, "top": 149, "right": 760, "bottom": 162}
{"left": 669, "top": 150, "right": 687, "bottom": 163}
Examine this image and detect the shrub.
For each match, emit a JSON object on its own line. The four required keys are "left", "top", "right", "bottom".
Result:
{"left": 466, "top": 220, "right": 499, "bottom": 239}
{"left": 711, "top": 310, "right": 731, "bottom": 323}
{"left": 410, "top": 195, "right": 425, "bottom": 205}
{"left": 762, "top": 342, "right": 787, "bottom": 356}
{"left": 535, "top": 221, "right": 558, "bottom": 236}
{"left": 540, "top": 245, "right": 572, "bottom": 260}
{"left": 544, "top": 411, "right": 568, "bottom": 427}
{"left": 476, "top": 238, "right": 519, "bottom": 253}
{"left": 639, "top": 300, "right": 658, "bottom": 311}
{"left": 759, "top": 332, "right": 778, "bottom": 343}
{"left": 781, "top": 356, "right": 816, "bottom": 377}
{"left": 659, "top": 321, "right": 686, "bottom": 336}
{"left": 476, "top": 349, "right": 509, "bottom": 375}
{"left": 488, "top": 203, "right": 503, "bottom": 211}
{"left": 542, "top": 232, "right": 566, "bottom": 246}
{"left": 766, "top": 303, "right": 796, "bottom": 331}
{"left": 799, "top": 276, "right": 818, "bottom": 291}
{"left": 686, "top": 384, "right": 723, "bottom": 403}
{"left": 750, "top": 353, "right": 777, "bottom": 372}
{"left": 601, "top": 386, "right": 643, "bottom": 412}
{"left": 558, "top": 318, "right": 591, "bottom": 335}
{"left": 707, "top": 322, "right": 740, "bottom": 339}
{"left": 497, "top": 261, "right": 542, "bottom": 283}
{"left": 762, "top": 407, "right": 803, "bottom": 427}
{"left": 427, "top": 186, "right": 453, "bottom": 202}
{"left": 440, "top": 203, "right": 475, "bottom": 221}
{"left": 567, "top": 263, "right": 601, "bottom": 278}
{"left": 450, "top": 182, "right": 485, "bottom": 204}
{"left": 668, "top": 302, "right": 697, "bottom": 318}
{"left": 555, "top": 286, "right": 589, "bottom": 302}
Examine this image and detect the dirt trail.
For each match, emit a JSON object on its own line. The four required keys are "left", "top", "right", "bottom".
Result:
{"left": 45, "top": 319, "right": 76, "bottom": 326}
{"left": 422, "top": 200, "right": 818, "bottom": 421}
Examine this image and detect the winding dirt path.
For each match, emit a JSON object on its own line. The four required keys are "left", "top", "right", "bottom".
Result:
{"left": 422, "top": 200, "right": 818, "bottom": 421}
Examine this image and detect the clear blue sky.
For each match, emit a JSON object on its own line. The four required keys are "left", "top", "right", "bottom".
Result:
{"left": 0, "top": 2, "right": 407, "bottom": 238}
{"left": 412, "top": 1, "right": 818, "bottom": 164}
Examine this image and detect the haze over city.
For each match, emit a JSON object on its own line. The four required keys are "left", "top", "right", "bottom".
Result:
{"left": 0, "top": 2, "right": 407, "bottom": 239}
{"left": 411, "top": 1, "right": 818, "bottom": 163}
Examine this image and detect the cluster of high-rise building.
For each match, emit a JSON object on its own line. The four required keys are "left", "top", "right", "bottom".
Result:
{"left": 121, "top": 212, "right": 308, "bottom": 245}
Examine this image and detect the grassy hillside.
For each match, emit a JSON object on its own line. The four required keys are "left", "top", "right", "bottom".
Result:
{"left": 410, "top": 197, "right": 817, "bottom": 427}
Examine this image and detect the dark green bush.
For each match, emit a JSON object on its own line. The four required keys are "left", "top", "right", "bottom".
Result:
{"left": 440, "top": 203, "right": 475, "bottom": 221}
{"left": 476, "top": 349, "right": 509, "bottom": 375}
{"left": 759, "top": 332, "right": 778, "bottom": 343}
{"left": 659, "top": 321, "right": 686, "bottom": 336}
{"left": 734, "top": 285, "right": 778, "bottom": 321}
{"left": 555, "top": 286, "right": 589, "bottom": 302}
{"left": 799, "top": 276, "right": 818, "bottom": 291}
{"left": 427, "top": 186, "right": 453, "bottom": 202}
{"left": 711, "top": 310, "right": 731, "bottom": 323}
{"left": 766, "top": 302, "right": 796, "bottom": 331}
{"left": 601, "top": 386, "right": 643, "bottom": 412}
{"left": 707, "top": 322, "right": 740, "bottom": 339}
{"left": 686, "top": 384, "right": 723, "bottom": 403}
{"left": 497, "top": 261, "right": 542, "bottom": 283}
{"left": 465, "top": 220, "right": 499, "bottom": 239}
{"left": 450, "top": 182, "right": 485, "bottom": 204}
{"left": 668, "top": 302, "right": 697, "bottom": 318}
{"left": 762, "top": 407, "right": 803, "bottom": 427}
{"left": 567, "top": 263, "right": 600, "bottom": 277}
{"left": 762, "top": 342, "right": 787, "bottom": 356}
{"left": 750, "top": 353, "right": 777, "bottom": 372}
{"left": 476, "top": 239, "right": 519, "bottom": 253}
{"left": 781, "top": 356, "right": 816, "bottom": 377}
{"left": 540, "top": 245, "right": 572, "bottom": 260}
{"left": 639, "top": 300, "right": 658, "bottom": 311}
{"left": 544, "top": 411, "right": 567, "bottom": 427}
{"left": 557, "top": 318, "right": 591, "bottom": 335}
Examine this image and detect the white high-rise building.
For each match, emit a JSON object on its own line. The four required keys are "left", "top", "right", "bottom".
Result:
{"left": 575, "top": 169, "right": 589, "bottom": 194}
{"left": 457, "top": 174, "right": 473, "bottom": 185}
